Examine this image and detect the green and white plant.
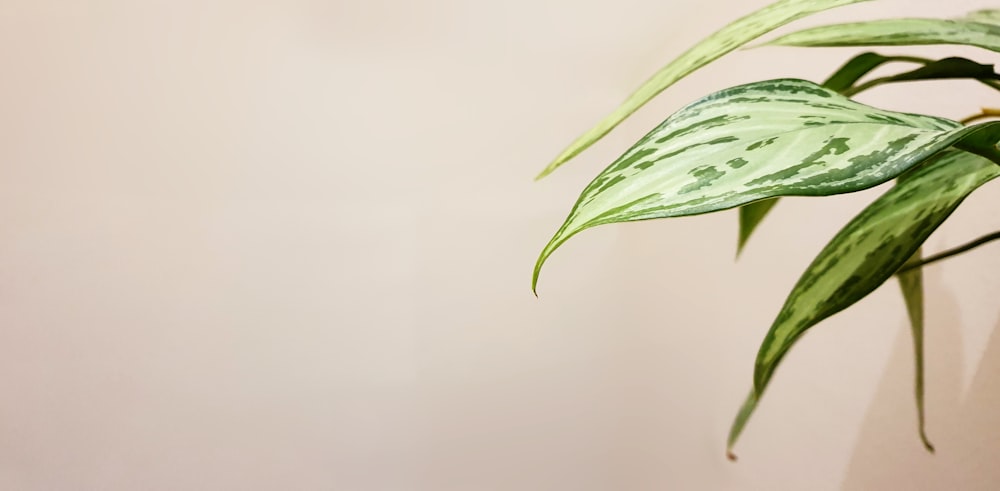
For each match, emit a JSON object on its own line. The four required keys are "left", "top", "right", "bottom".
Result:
{"left": 532, "top": 0, "right": 1000, "bottom": 458}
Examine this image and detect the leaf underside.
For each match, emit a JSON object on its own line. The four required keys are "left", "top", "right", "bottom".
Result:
{"left": 534, "top": 78, "right": 1000, "bottom": 292}
{"left": 536, "top": 0, "right": 871, "bottom": 179}
{"left": 726, "top": 150, "right": 1000, "bottom": 453}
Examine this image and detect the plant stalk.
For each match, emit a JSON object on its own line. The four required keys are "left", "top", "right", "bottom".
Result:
{"left": 897, "top": 230, "right": 1000, "bottom": 274}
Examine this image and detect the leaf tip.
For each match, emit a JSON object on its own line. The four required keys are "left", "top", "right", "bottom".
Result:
{"left": 726, "top": 450, "right": 739, "bottom": 462}
{"left": 536, "top": 146, "right": 578, "bottom": 180}
{"left": 920, "top": 432, "right": 935, "bottom": 453}
{"left": 531, "top": 250, "right": 548, "bottom": 297}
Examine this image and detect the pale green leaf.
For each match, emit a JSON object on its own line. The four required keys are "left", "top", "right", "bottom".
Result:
{"left": 535, "top": 0, "right": 871, "bottom": 179}
{"left": 766, "top": 17, "right": 1000, "bottom": 53}
{"left": 748, "top": 151, "right": 1000, "bottom": 434}
{"left": 726, "top": 389, "right": 758, "bottom": 460}
{"left": 736, "top": 52, "right": 904, "bottom": 254}
{"left": 533, "top": 79, "right": 1000, "bottom": 292}
{"left": 728, "top": 253, "right": 937, "bottom": 459}
{"left": 964, "top": 9, "right": 1000, "bottom": 25}
{"left": 898, "top": 249, "right": 934, "bottom": 452}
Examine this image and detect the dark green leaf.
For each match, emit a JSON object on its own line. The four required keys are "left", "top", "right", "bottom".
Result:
{"left": 737, "top": 199, "right": 779, "bottom": 255}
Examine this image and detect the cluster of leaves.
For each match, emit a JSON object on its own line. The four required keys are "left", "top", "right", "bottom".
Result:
{"left": 532, "top": 0, "right": 1000, "bottom": 458}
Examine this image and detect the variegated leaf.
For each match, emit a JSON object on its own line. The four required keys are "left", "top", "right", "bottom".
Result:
{"left": 765, "top": 15, "right": 1000, "bottom": 53}
{"left": 737, "top": 52, "right": 904, "bottom": 254}
{"left": 536, "top": 0, "right": 871, "bottom": 179}
{"left": 726, "top": 151, "right": 1000, "bottom": 454}
{"left": 742, "top": 151, "right": 1000, "bottom": 449}
{"left": 533, "top": 79, "right": 1000, "bottom": 291}
{"left": 737, "top": 55, "right": 1000, "bottom": 253}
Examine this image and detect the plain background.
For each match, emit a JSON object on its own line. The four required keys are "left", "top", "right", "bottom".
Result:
{"left": 2, "top": 0, "right": 1000, "bottom": 489}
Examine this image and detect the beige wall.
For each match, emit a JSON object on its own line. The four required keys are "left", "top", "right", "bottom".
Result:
{"left": 2, "top": 0, "right": 1000, "bottom": 489}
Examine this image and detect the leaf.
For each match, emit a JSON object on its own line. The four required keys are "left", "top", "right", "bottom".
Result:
{"left": 765, "top": 17, "right": 1000, "bottom": 53}
{"left": 533, "top": 79, "right": 1000, "bottom": 292}
{"left": 727, "top": 151, "right": 1000, "bottom": 452}
{"left": 748, "top": 150, "right": 1000, "bottom": 429}
{"left": 737, "top": 199, "right": 779, "bottom": 255}
{"left": 898, "top": 249, "right": 935, "bottom": 452}
{"left": 736, "top": 52, "right": 904, "bottom": 254}
{"left": 535, "top": 0, "right": 872, "bottom": 179}
{"left": 726, "top": 389, "right": 758, "bottom": 461}
{"left": 842, "top": 57, "right": 1000, "bottom": 97}
{"left": 963, "top": 9, "right": 1000, "bottom": 25}
{"left": 822, "top": 52, "right": 898, "bottom": 93}
{"left": 884, "top": 57, "right": 1000, "bottom": 83}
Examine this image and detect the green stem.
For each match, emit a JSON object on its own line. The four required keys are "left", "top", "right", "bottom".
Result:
{"left": 842, "top": 76, "right": 895, "bottom": 97}
{"left": 897, "top": 231, "right": 1000, "bottom": 274}
{"left": 840, "top": 56, "right": 932, "bottom": 97}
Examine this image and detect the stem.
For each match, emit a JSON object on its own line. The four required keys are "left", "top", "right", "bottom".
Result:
{"left": 897, "top": 231, "right": 1000, "bottom": 274}
{"left": 959, "top": 108, "right": 1000, "bottom": 125}
{"left": 839, "top": 56, "right": 932, "bottom": 97}
{"left": 842, "top": 76, "right": 894, "bottom": 97}
{"left": 886, "top": 55, "right": 934, "bottom": 65}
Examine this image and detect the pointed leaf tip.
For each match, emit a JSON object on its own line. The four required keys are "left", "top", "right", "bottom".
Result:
{"left": 765, "top": 14, "right": 1000, "bottom": 54}
{"left": 538, "top": 79, "right": 1000, "bottom": 284}
{"left": 536, "top": 0, "right": 871, "bottom": 177}
{"left": 750, "top": 150, "right": 1000, "bottom": 433}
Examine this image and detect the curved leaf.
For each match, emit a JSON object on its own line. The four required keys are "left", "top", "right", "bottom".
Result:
{"left": 963, "top": 9, "right": 1000, "bottom": 26}
{"left": 822, "top": 52, "right": 899, "bottom": 92}
{"left": 886, "top": 57, "right": 1000, "bottom": 82}
{"left": 737, "top": 52, "right": 907, "bottom": 254}
{"left": 766, "top": 18, "right": 1000, "bottom": 53}
{"left": 533, "top": 79, "right": 1000, "bottom": 291}
{"left": 898, "top": 250, "right": 934, "bottom": 452}
{"left": 747, "top": 151, "right": 1000, "bottom": 437}
{"left": 738, "top": 198, "right": 779, "bottom": 255}
{"left": 740, "top": 57, "right": 1000, "bottom": 253}
{"left": 535, "top": 0, "right": 871, "bottom": 179}
{"left": 727, "top": 151, "right": 1000, "bottom": 453}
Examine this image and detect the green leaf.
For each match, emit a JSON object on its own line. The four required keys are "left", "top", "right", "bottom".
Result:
{"left": 886, "top": 57, "right": 1000, "bottom": 82}
{"left": 736, "top": 52, "right": 908, "bottom": 254}
{"left": 533, "top": 79, "right": 1000, "bottom": 292}
{"left": 726, "top": 389, "right": 758, "bottom": 461}
{"left": 963, "top": 9, "right": 1000, "bottom": 25}
{"left": 737, "top": 199, "right": 779, "bottom": 255}
{"left": 727, "top": 151, "right": 1000, "bottom": 453}
{"left": 822, "top": 52, "right": 898, "bottom": 93}
{"left": 843, "top": 57, "right": 1000, "bottom": 97}
{"left": 749, "top": 150, "right": 1000, "bottom": 429}
{"left": 535, "top": 0, "right": 872, "bottom": 179}
{"left": 766, "top": 17, "right": 1000, "bottom": 53}
{"left": 898, "top": 249, "right": 934, "bottom": 452}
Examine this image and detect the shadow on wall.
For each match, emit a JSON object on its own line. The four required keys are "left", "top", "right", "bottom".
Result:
{"left": 843, "top": 266, "right": 1000, "bottom": 489}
